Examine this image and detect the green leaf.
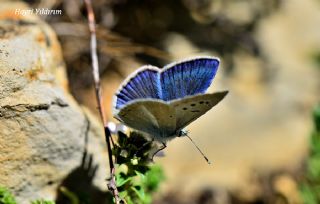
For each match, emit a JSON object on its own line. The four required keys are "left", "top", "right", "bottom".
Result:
{"left": 0, "top": 187, "right": 17, "bottom": 204}
{"left": 313, "top": 105, "right": 320, "bottom": 132}
{"left": 119, "top": 190, "right": 128, "bottom": 198}
{"left": 124, "top": 196, "right": 134, "bottom": 204}
{"left": 130, "top": 170, "right": 146, "bottom": 187}
{"left": 131, "top": 187, "right": 146, "bottom": 203}
{"left": 300, "top": 184, "right": 318, "bottom": 204}
{"left": 131, "top": 186, "right": 152, "bottom": 204}
{"left": 117, "top": 164, "right": 129, "bottom": 174}
{"left": 307, "top": 155, "right": 320, "bottom": 180}
{"left": 310, "top": 131, "right": 320, "bottom": 153}
{"left": 134, "top": 170, "right": 145, "bottom": 179}
{"left": 312, "top": 52, "right": 320, "bottom": 70}
{"left": 144, "top": 165, "right": 165, "bottom": 192}
{"left": 31, "top": 200, "right": 55, "bottom": 204}
{"left": 116, "top": 173, "right": 131, "bottom": 187}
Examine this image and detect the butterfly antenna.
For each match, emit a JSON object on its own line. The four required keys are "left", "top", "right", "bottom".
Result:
{"left": 186, "top": 135, "right": 211, "bottom": 164}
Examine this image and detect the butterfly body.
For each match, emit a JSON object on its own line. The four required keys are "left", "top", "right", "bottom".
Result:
{"left": 113, "top": 56, "right": 228, "bottom": 143}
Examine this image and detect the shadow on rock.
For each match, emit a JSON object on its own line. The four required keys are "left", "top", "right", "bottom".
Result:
{"left": 55, "top": 116, "right": 112, "bottom": 204}
{"left": 55, "top": 150, "right": 112, "bottom": 204}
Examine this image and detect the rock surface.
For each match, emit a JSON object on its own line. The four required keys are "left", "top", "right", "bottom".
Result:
{"left": 0, "top": 2, "right": 108, "bottom": 203}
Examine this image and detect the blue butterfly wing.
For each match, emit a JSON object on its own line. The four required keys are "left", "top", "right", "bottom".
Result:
{"left": 114, "top": 57, "right": 220, "bottom": 110}
{"left": 160, "top": 57, "right": 219, "bottom": 101}
{"left": 115, "top": 66, "right": 161, "bottom": 109}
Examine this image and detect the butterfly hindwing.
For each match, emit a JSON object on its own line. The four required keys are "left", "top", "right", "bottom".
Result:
{"left": 115, "top": 66, "right": 161, "bottom": 109}
{"left": 160, "top": 57, "right": 219, "bottom": 101}
{"left": 116, "top": 100, "right": 177, "bottom": 139}
{"left": 171, "top": 91, "right": 228, "bottom": 130}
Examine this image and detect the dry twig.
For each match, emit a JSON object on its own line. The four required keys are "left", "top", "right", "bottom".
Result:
{"left": 83, "top": 0, "right": 120, "bottom": 203}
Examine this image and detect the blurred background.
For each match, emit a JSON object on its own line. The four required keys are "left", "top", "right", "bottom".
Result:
{"left": 26, "top": 0, "right": 320, "bottom": 203}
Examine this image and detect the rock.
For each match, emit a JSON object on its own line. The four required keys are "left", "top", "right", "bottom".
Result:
{"left": 0, "top": 1, "right": 108, "bottom": 203}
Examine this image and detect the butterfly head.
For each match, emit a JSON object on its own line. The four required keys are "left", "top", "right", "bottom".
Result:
{"left": 177, "top": 129, "right": 189, "bottom": 137}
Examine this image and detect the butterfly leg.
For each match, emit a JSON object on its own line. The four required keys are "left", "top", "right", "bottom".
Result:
{"left": 151, "top": 142, "right": 167, "bottom": 162}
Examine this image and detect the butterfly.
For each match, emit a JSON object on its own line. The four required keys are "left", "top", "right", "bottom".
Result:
{"left": 113, "top": 56, "right": 228, "bottom": 145}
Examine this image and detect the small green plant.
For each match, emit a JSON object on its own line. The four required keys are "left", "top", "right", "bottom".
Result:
{"left": 55, "top": 130, "right": 165, "bottom": 204}
{"left": 299, "top": 104, "right": 320, "bottom": 204}
{"left": 312, "top": 52, "right": 320, "bottom": 69}
{"left": 112, "top": 131, "right": 165, "bottom": 204}
{"left": 31, "top": 200, "right": 55, "bottom": 204}
{"left": 0, "top": 186, "right": 55, "bottom": 204}
{"left": 0, "top": 187, "right": 16, "bottom": 204}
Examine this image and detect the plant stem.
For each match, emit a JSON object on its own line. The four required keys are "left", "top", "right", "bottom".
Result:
{"left": 83, "top": 0, "right": 120, "bottom": 203}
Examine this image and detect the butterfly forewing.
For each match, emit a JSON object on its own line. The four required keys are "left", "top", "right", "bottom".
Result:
{"left": 171, "top": 91, "right": 228, "bottom": 130}
{"left": 115, "top": 67, "right": 161, "bottom": 109}
{"left": 116, "top": 100, "right": 177, "bottom": 138}
{"left": 114, "top": 57, "right": 220, "bottom": 110}
{"left": 160, "top": 57, "right": 219, "bottom": 101}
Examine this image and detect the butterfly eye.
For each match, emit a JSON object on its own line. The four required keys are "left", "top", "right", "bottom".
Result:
{"left": 177, "top": 130, "right": 188, "bottom": 137}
